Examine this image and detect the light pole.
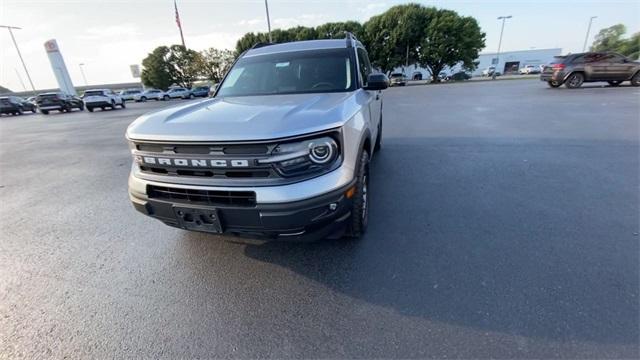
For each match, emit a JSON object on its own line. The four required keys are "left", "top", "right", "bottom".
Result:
{"left": 264, "top": 0, "right": 272, "bottom": 43}
{"left": 582, "top": 16, "right": 597, "bottom": 52}
{"left": 1, "top": 25, "right": 36, "bottom": 93}
{"left": 79, "top": 63, "right": 88, "bottom": 86}
{"left": 493, "top": 15, "right": 512, "bottom": 79}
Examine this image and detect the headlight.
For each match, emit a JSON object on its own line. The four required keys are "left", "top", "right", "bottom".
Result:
{"left": 261, "top": 134, "right": 341, "bottom": 177}
{"left": 308, "top": 139, "right": 335, "bottom": 164}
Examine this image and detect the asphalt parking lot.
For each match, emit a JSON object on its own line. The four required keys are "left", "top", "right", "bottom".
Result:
{"left": 1, "top": 80, "right": 638, "bottom": 358}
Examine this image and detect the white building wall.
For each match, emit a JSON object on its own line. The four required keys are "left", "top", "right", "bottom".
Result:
{"left": 395, "top": 48, "right": 563, "bottom": 78}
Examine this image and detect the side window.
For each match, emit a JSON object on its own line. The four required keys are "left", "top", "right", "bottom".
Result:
{"left": 606, "top": 54, "right": 625, "bottom": 63}
{"left": 357, "top": 48, "right": 372, "bottom": 87}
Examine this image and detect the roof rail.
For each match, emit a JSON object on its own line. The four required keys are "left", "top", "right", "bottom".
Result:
{"left": 251, "top": 42, "right": 273, "bottom": 50}
{"left": 344, "top": 31, "right": 357, "bottom": 48}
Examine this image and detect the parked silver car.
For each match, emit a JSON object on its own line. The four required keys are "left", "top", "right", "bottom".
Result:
{"left": 126, "top": 34, "right": 389, "bottom": 241}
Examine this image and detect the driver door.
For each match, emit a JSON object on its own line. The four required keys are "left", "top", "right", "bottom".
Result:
{"left": 357, "top": 48, "right": 381, "bottom": 138}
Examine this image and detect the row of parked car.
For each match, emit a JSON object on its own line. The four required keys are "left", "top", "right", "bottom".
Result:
{"left": 0, "top": 85, "right": 213, "bottom": 116}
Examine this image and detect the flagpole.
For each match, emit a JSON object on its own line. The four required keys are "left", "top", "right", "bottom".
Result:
{"left": 174, "top": 0, "right": 186, "bottom": 48}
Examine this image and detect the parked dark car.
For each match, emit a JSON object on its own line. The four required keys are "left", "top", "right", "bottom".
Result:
{"left": 190, "top": 86, "right": 210, "bottom": 98}
{"left": 541, "top": 52, "right": 640, "bottom": 89}
{"left": 36, "top": 92, "right": 84, "bottom": 114}
{"left": 450, "top": 71, "right": 472, "bottom": 81}
{"left": 0, "top": 96, "right": 37, "bottom": 115}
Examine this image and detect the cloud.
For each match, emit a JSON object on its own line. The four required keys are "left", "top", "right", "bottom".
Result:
{"left": 237, "top": 18, "right": 263, "bottom": 27}
{"left": 77, "top": 24, "right": 141, "bottom": 40}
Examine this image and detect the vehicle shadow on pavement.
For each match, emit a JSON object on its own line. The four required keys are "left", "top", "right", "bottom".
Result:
{"left": 241, "top": 136, "right": 639, "bottom": 345}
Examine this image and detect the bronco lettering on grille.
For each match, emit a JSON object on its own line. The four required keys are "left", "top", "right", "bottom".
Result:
{"left": 142, "top": 156, "right": 249, "bottom": 168}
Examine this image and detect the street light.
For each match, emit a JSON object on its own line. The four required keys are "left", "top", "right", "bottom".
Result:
{"left": 582, "top": 16, "right": 597, "bottom": 52}
{"left": 0, "top": 25, "right": 36, "bottom": 93}
{"left": 493, "top": 15, "right": 512, "bottom": 80}
{"left": 264, "top": 0, "right": 272, "bottom": 43}
{"left": 79, "top": 63, "right": 88, "bottom": 86}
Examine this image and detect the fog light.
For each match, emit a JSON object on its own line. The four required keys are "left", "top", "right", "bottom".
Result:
{"left": 329, "top": 203, "right": 337, "bottom": 211}
{"left": 345, "top": 186, "right": 356, "bottom": 199}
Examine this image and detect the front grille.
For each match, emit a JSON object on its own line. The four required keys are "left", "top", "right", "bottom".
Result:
{"left": 134, "top": 141, "right": 277, "bottom": 179}
{"left": 148, "top": 185, "right": 256, "bottom": 207}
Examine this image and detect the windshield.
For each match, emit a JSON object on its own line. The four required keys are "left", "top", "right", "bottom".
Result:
{"left": 217, "top": 48, "right": 355, "bottom": 97}
{"left": 84, "top": 91, "right": 104, "bottom": 96}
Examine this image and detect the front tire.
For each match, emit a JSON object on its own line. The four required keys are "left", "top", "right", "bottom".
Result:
{"left": 41, "top": 110, "right": 49, "bottom": 115}
{"left": 120, "top": 101, "right": 126, "bottom": 108}
{"left": 565, "top": 73, "right": 584, "bottom": 89}
{"left": 630, "top": 72, "right": 640, "bottom": 87}
{"left": 608, "top": 80, "right": 622, "bottom": 87}
{"left": 345, "top": 151, "right": 370, "bottom": 239}
{"left": 110, "top": 100, "right": 116, "bottom": 109}
{"left": 87, "top": 107, "right": 94, "bottom": 112}
{"left": 548, "top": 81, "right": 562, "bottom": 88}
{"left": 140, "top": 96, "right": 147, "bottom": 102}
{"left": 163, "top": 95, "right": 170, "bottom": 101}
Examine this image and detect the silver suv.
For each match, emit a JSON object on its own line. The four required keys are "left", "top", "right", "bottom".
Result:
{"left": 126, "top": 34, "right": 389, "bottom": 241}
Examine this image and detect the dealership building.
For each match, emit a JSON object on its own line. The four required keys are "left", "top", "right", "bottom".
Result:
{"left": 398, "top": 48, "right": 563, "bottom": 78}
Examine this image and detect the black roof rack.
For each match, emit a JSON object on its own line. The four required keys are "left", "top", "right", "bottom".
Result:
{"left": 251, "top": 42, "right": 273, "bottom": 50}
{"left": 345, "top": 32, "right": 357, "bottom": 48}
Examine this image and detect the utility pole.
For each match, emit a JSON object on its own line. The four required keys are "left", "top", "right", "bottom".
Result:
{"left": 582, "top": 16, "right": 597, "bottom": 52}
{"left": 79, "top": 63, "right": 88, "bottom": 86}
{"left": 493, "top": 15, "right": 512, "bottom": 80}
{"left": 264, "top": 0, "right": 272, "bottom": 43}
{"left": 14, "top": 68, "right": 26, "bottom": 91}
{"left": 1, "top": 25, "right": 36, "bottom": 93}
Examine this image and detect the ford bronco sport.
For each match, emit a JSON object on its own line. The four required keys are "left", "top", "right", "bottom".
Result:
{"left": 126, "top": 34, "right": 388, "bottom": 241}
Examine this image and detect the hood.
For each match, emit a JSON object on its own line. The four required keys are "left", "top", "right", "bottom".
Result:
{"left": 126, "top": 92, "right": 357, "bottom": 142}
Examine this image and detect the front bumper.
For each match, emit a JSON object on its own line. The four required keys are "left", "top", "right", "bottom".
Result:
{"left": 85, "top": 100, "right": 111, "bottom": 107}
{"left": 128, "top": 171, "right": 356, "bottom": 241}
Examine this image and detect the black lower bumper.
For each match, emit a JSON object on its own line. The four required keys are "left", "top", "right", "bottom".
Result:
{"left": 86, "top": 101, "right": 111, "bottom": 107}
{"left": 130, "top": 182, "right": 354, "bottom": 242}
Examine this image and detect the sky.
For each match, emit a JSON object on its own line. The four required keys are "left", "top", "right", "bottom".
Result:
{"left": 1, "top": 0, "right": 639, "bottom": 91}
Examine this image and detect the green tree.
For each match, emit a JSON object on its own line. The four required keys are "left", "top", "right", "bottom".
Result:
{"left": 199, "top": 48, "right": 235, "bottom": 83}
{"left": 235, "top": 32, "right": 271, "bottom": 55}
{"left": 619, "top": 32, "right": 640, "bottom": 59}
{"left": 363, "top": 4, "right": 430, "bottom": 73}
{"left": 591, "top": 24, "right": 640, "bottom": 59}
{"left": 141, "top": 46, "right": 172, "bottom": 90}
{"left": 316, "top": 21, "right": 364, "bottom": 39}
{"left": 417, "top": 9, "right": 485, "bottom": 81}
{"left": 166, "top": 45, "right": 202, "bottom": 88}
{"left": 590, "top": 24, "right": 627, "bottom": 53}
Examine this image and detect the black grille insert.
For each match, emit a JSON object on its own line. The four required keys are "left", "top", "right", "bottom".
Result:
{"left": 148, "top": 185, "right": 256, "bottom": 207}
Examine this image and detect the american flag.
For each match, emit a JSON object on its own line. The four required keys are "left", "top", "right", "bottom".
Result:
{"left": 174, "top": 0, "right": 182, "bottom": 30}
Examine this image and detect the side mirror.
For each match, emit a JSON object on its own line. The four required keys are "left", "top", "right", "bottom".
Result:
{"left": 364, "top": 73, "right": 389, "bottom": 90}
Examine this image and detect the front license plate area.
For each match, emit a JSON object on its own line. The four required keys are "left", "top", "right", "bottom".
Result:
{"left": 173, "top": 206, "right": 222, "bottom": 233}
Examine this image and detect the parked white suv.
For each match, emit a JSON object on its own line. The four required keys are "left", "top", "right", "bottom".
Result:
{"left": 82, "top": 89, "right": 126, "bottom": 112}
{"left": 120, "top": 89, "right": 143, "bottom": 102}
{"left": 166, "top": 87, "right": 191, "bottom": 99}
{"left": 519, "top": 65, "right": 541, "bottom": 75}
{"left": 134, "top": 89, "right": 169, "bottom": 102}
